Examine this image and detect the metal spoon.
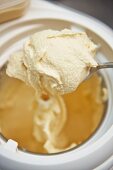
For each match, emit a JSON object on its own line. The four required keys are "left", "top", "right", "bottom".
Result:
{"left": 87, "top": 62, "right": 113, "bottom": 79}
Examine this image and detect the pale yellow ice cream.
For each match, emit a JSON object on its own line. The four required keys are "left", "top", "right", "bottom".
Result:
{"left": 7, "top": 29, "right": 97, "bottom": 95}
{"left": 6, "top": 29, "right": 98, "bottom": 153}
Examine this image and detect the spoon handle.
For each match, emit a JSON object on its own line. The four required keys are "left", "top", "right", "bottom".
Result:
{"left": 97, "top": 62, "right": 113, "bottom": 70}
{"left": 87, "top": 62, "right": 113, "bottom": 79}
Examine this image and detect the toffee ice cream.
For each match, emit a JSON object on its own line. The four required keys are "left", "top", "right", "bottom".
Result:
{"left": 0, "top": 29, "right": 106, "bottom": 153}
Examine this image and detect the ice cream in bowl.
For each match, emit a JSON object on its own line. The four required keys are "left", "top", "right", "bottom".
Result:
{"left": 0, "top": 29, "right": 108, "bottom": 154}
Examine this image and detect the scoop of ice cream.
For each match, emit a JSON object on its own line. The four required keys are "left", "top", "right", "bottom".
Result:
{"left": 7, "top": 29, "right": 97, "bottom": 95}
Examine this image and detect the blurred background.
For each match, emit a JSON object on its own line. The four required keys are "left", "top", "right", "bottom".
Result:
{"left": 47, "top": 0, "right": 113, "bottom": 29}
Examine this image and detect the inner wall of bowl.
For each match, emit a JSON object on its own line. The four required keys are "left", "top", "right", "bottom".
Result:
{"left": 0, "top": 18, "right": 113, "bottom": 152}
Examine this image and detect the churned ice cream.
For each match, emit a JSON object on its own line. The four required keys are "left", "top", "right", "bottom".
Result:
{"left": 6, "top": 29, "right": 98, "bottom": 153}
{"left": 7, "top": 29, "right": 97, "bottom": 95}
